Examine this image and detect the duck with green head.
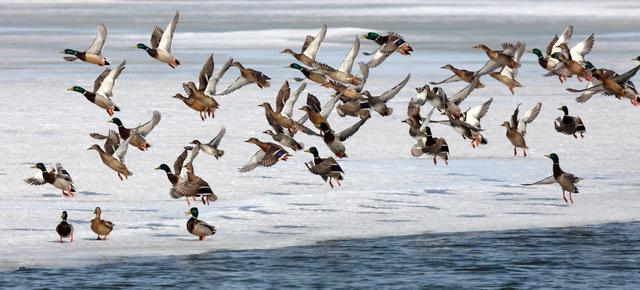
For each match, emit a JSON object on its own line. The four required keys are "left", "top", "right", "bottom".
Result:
{"left": 529, "top": 46, "right": 566, "bottom": 82}
{"left": 56, "top": 211, "right": 74, "bottom": 243}
{"left": 523, "top": 153, "right": 582, "bottom": 204}
{"left": 134, "top": 11, "right": 180, "bottom": 68}
{"left": 304, "top": 146, "right": 344, "bottom": 188}
{"left": 554, "top": 105, "right": 586, "bottom": 138}
{"left": 287, "top": 63, "right": 330, "bottom": 85}
{"left": 62, "top": 24, "right": 109, "bottom": 66}
{"left": 24, "top": 162, "right": 76, "bottom": 197}
{"left": 361, "top": 32, "right": 413, "bottom": 68}
{"left": 67, "top": 85, "right": 120, "bottom": 116}
{"left": 186, "top": 207, "right": 216, "bottom": 241}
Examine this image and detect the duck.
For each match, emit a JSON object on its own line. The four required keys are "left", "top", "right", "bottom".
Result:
{"left": 336, "top": 101, "right": 371, "bottom": 119}
{"left": 24, "top": 163, "right": 76, "bottom": 197}
{"left": 322, "top": 115, "right": 370, "bottom": 158}
{"left": 475, "top": 42, "right": 525, "bottom": 76}
{"left": 185, "top": 126, "right": 226, "bottom": 164}
{"left": 264, "top": 129, "right": 304, "bottom": 151}
{"left": 310, "top": 62, "right": 362, "bottom": 86}
{"left": 217, "top": 61, "right": 271, "bottom": 95}
{"left": 304, "top": 147, "right": 344, "bottom": 188}
{"left": 489, "top": 43, "right": 525, "bottom": 94}
{"left": 547, "top": 33, "right": 595, "bottom": 81}
{"left": 439, "top": 76, "right": 482, "bottom": 119}
{"left": 281, "top": 24, "right": 327, "bottom": 66}
{"left": 401, "top": 117, "right": 428, "bottom": 142}
{"left": 91, "top": 207, "right": 114, "bottom": 240}
{"left": 529, "top": 25, "right": 573, "bottom": 82}
{"left": 554, "top": 106, "right": 586, "bottom": 138}
{"left": 321, "top": 63, "right": 369, "bottom": 101}
{"left": 108, "top": 111, "right": 161, "bottom": 151}
{"left": 174, "top": 55, "right": 221, "bottom": 120}
{"left": 361, "top": 32, "right": 413, "bottom": 68}
{"left": 413, "top": 85, "right": 442, "bottom": 109}
{"left": 442, "top": 111, "right": 487, "bottom": 148}
{"left": 239, "top": 138, "right": 291, "bottom": 172}
{"left": 362, "top": 73, "right": 410, "bottom": 116}
{"left": 56, "top": 211, "right": 74, "bottom": 243}
{"left": 299, "top": 94, "right": 333, "bottom": 132}
{"left": 500, "top": 102, "right": 542, "bottom": 157}
{"left": 410, "top": 126, "right": 449, "bottom": 166}
{"left": 523, "top": 153, "right": 582, "bottom": 204}
{"left": 259, "top": 81, "right": 300, "bottom": 135}
{"left": 89, "top": 129, "right": 121, "bottom": 157}
{"left": 155, "top": 146, "right": 190, "bottom": 187}
{"left": 461, "top": 98, "right": 493, "bottom": 130}
{"left": 552, "top": 53, "right": 594, "bottom": 82}
{"left": 134, "top": 11, "right": 180, "bottom": 68}
{"left": 87, "top": 131, "right": 134, "bottom": 180}
{"left": 66, "top": 60, "right": 125, "bottom": 116}
{"left": 430, "top": 64, "right": 485, "bottom": 88}
{"left": 568, "top": 65, "right": 640, "bottom": 105}
{"left": 185, "top": 207, "right": 216, "bottom": 241}
{"left": 171, "top": 163, "right": 217, "bottom": 206}
{"left": 61, "top": 24, "right": 109, "bottom": 66}
{"left": 288, "top": 63, "right": 330, "bottom": 85}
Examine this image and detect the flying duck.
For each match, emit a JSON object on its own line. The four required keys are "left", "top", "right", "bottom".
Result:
{"left": 361, "top": 32, "right": 413, "bottom": 68}
{"left": 554, "top": 105, "right": 586, "bottom": 138}
{"left": 171, "top": 163, "right": 217, "bottom": 206}
{"left": 411, "top": 126, "right": 449, "bottom": 166}
{"left": 304, "top": 147, "right": 344, "bottom": 188}
{"left": 264, "top": 129, "right": 304, "bottom": 151}
{"left": 174, "top": 54, "right": 221, "bottom": 120}
{"left": 475, "top": 42, "right": 525, "bottom": 76}
{"left": 430, "top": 64, "right": 485, "bottom": 88}
{"left": 529, "top": 25, "right": 573, "bottom": 82}
{"left": 239, "top": 138, "right": 291, "bottom": 172}
{"left": 547, "top": 32, "right": 595, "bottom": 81}
{"left": 156, "top": 146, "right": 189, "bottom": 187}
{"left": 501, "top": 102, "right": 542, "bottom": 157}
{"left": 362, "top": 73, "right": 410, "bottom": 116}
{"left": 322, "top": 115, "right": 370, "bottom": 158}
{"left": 61, "top": 23, "right": 109, "bottom": 66}
{"left": 281, "top": 24, "right": 327, "bottom": 66}
{"left": 66, "top": 60, "right": 125, "bottom": 116}
{"left": 87, "top": 130, "right": 134, "bottom": 180}
{"left": 134, "top": 11, "right": 180, "bottom": 68}
{"left": 217, "top": 61, "right": 270, "bottom": 95}
{"left": 568, "top": 64, "right": 640, "bottom": 106}
{"left": 25, "top": 163, "right": 76, "bottom": 197}
{"left": 108, "top": 111, "right": 161, "bottom": 151}
{"left": 489, "top": 43, "right": 525, "bottom": 94}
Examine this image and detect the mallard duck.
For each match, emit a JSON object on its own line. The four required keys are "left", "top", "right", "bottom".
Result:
{"left": 547, "top": 33, "right": 595, "bottom": 81}
{"left": 554, "top": 106, "right": 586, "bottom": 138}
{"left": 171, "top": 163, "right": 217, "bottom": 205}
{"left": 25, "top": 163, "right": 76, "bottom": 197}
{"left": 87, "top": 131, "right": 134, "bottom": 180}
{"left": 264, "top": 129, "right": 304, "bottom": 151}
{"left": 239, "top": 138, "right": 291, "bottom": 172}
{"left": 288, "top": 63, "right": 330, "bottom": 85}
{"left": 401, "top": 117, "right": 428, "bottom": 142}
{"left": 304, "top": 147, "right": 344, "bottom": 188}
{"left": 461, "top": 98, "right": 493, "bottom": 130}
{"left": 61, "top": 24, "right": 109, "bottom": 66}
{"left": 89, "top": 129, "right": 120, "bottom": 156}
{"left": 310, "top": 62, "right": 362, "bottom": 86}
{"left": 259, "top": 81, "right": 300, "bottom": 135}
{"left": 489, "top": 43, "right": 525, "bottom": 94}
{"left": 217, "top": 61, "right": 270, "bottom": 95}
{"left": 336, "top": 101, "right": 371, "bottom": 119}
{"left": 204, "top": 57, "right": 234, "bottom": 96}
{"left": 501, "top": 102, "right": 542, "bottom": 157}
{"left": 185, "top": 126, "right": 226, "bottom": 164}
{"left": 410, "top": 126, "right": 449, "bottom": 165}
{"left": 281, "top": 24, "right": 327, "bottom": 66}
{"left": 56, "top": 211, "right": 74, "bottom": 243}
{"left": 361, "top": 32, "right": 413, "bottom": 68}
{"left": 134, "top": 11, "right": 180, "bottom": 68}
{"left": 322, "top": 115, "right": 370, "bottom": 158}
{"left": 362, "top": 73, "right": 410, "bottom": 116}
{"left": 91, "top": 207, "right": 114, "bottom": 240}
{"left": 67, "top": 59, "right": 124, "bottom": 117}
{"left": 108, "top": 111, "right": 161, "bottom": 151}
{"left": 568, "top": 65, "right": 640, "bottom": 105}
{"left": 155, "top": 146, "right": 189, "bottom": 187}
{"left": 322, "top": 63, "right": 369, "bottom": 101}
{"left": 529, "top": 25, "right": 573, "bottom": 82}
{"left": 475, "top": 42, "right": 524, "bottom": 76}
{"left": 438, "top": 76, "right": 482, "bottom": 119}
{"left": 430, "top": 65, "right": 485, "bottom": 88}
{"left": 439, "top": 111, "right": 487, "bottom": 148}
{"left": 299, "top": 93, "right": 333, "bottom": 132}
{"left": 413, "top": 85, "right": 443, "bottom": 110}
{"left": 185, "top": 207, "right": 216, "bottom": 241}
{"left": 523, "top": 153, "right": 582, "bottom": 204}
{"left": 174, "top": 55, "right": 221, "bottom": 120}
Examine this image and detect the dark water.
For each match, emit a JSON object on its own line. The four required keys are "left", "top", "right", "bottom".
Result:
{"left": 3, "top": 222, "right": 640, "bottom": 289}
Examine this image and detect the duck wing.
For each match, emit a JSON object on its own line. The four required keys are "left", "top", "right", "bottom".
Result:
{"left": 239, "top": 150, "right": 266, "bottom": 172}
{"left": 275, "top": 81, "right": 290, "bottom": 113}
{"left": 205, "top": 57, "right": 233, "bottom": 96}
{"left": 521, "top": 176, "right": 556, "bottom": 186}
{"left": 135, "top": 111, "right": 161, "bottom": 137}
{"left": 208, "top": 126, "right": 226, "bottom": 148}
{"left": 24, "top": 171, "right": 47, "bottom": 185}
{"left": 338, "top": 36, "right": 360, "bottom": 73}
{"left": 283, "top": 82, "right": 305, "bottom": 118}
{"left": 570, "top": 33, "right": 594, "bottom": 64}
{"left": 150, "top": 26, "right": 163, "bottom": 49}
{"left": 614, "top": 64, "right": 640, "bottom": 84}
{"left": 450, "top": 76, "right": 480, "bottom": 105}
{"left": 96, "top": 60, "right": 126, "bottom": 98}
{"left": 173, "top": 147, "right": 190, "bottom": 177}
{"left": 86, "top": 23, "right": 107, "bottom": 55}
{"left": 113, "top": 130, "right": 134, "bottom": 162}
{"left": 378, "top": 73, "right": 411, "bottom": 102}
{"left": 302, "top": 24, "right": 327, "bottom": 60}
{"left": 338, "top": 115, "right": 370, "bottom": 142}
{"left": 55, "top": 163, "right": 73, "bottom": 183}
{"left": 198, "top": 54, "right": 214, "bottom": 91}
{"left": 159, "top": 11, "right": 179, "bottom": 52}
{"left": 301, "top": 35, "right": 314, "bottom": 52}
{"left": 309, "top": 157, "right": 343, "bottom": 175}
{"left": 550, "top": 25, "right": 572, "bottom": 55}
{"left": 218, "top": 76, "right": 252, "bottom": 96}
{"left": 465, "top": 97, "right": 493, "bottom": 129}
{"left": 518, "top": 102, "right": 542, "bottom": 134}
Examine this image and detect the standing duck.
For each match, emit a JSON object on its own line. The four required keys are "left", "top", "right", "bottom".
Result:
{"left": 239, "top": 138, "right": 291, "bottom": 172}
{"left": 523, "top": 153, "right": 582, "bottom": 204}
{"left": 171, "top": 163, "right": 217, "bottom": 206}
{"left": 554, "top": 106, "right": 586, "bottom": 138}
{"left": 61, "top": 24, "right": 109, "bottom": 66}
{"left": 500, "top": 102, "right": 542, "bottom": 157}
{"left": 185, "top": 207, "right": 216, "bottom": 241}
{"left": 56, "top": 211, "right": 74, "bottom": 243}
{"left": 108, "top": 111, "right": 161, "bottom": 151}
{"left": 134, "top": 11, "right": 180, "bottom": 68}
{"left": 25, "top": 163, "right": 76, "bottom": 197}
{"left": 217, "top": 61, "right": 270, "bottom": 95}
{"left": 281, "top": 24, "right": 327, "bottom": 66}
{"left": 87, "top": 131, "right": 134, "bottom": 180}
{"left": 264, "top": 129, "right": 304, "bottom": 151}
{"left": 91, "top": 207, "right": 114, "bottom": 240}
{"left": 362, "top": 73, "right": 410, "bottom": 116}
{"left": 322, "top": 115, "right": 370, "bottom": 158}
{"left": 304, "top": 147, "right": 344, "bottom": 188}
{"left": 430, "top": 64, "right": 485, "bottom": 88}
{"left": 361, "top": 32, "right": 413, "bottom": 68}
{"left": 174, "top": 54, "right": 220, "bottom": 120}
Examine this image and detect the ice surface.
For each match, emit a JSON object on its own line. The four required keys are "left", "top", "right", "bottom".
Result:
{"left": 1, "top": 0, "right": 640, "bottom": 270}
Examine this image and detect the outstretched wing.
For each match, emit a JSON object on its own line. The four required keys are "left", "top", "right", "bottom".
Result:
{"left": 283, "top": 82, "right": 305, "bottom": 118}
{"left": 205, "top": 57, "right": 233, "bottom": 96}
{"left": 96, "top": 60, "right": 126, "bottom": 98}
{"left": 135, "top": 111, "right": 162, "bottom": 137}
{"left": 275, "top": 81, "right": 290, "bottom": 113}
{"left": 239, "top": 150, "right": 266, "bottom": 173}
{"left": 551, "top": 25, "right": 573, "bottom": 55}
{"left": 173, "top": 146, "right": 190, "bottom": 176}
{"left": 159, "top": 10, "right": 179, "bottom": 52}
{"left": 55, "top": 163, "right": 73, "bottom": 183}
{"left": 321, "top": 93, "right": 342, "bottom": 119}
{"left": 208, "top": 126, "right": 226, "bottom": 147}
{"left": 450, "top": 76, "right": 480, "bottom": 105}
{"left": 198, "top": 54, "right": 214, "bottom": 91}
{"left": 302, "top": 24, "right": 327, "bottom": 60}
{"left": 338, "top": 115, "right": 370, "bottom": 141}
{"left": 570, "top": 33, "right": 594, "bottom": 64}
{"left": 518, "top": 102, "right": 542, "bottom": 134}
{"left": 217, "top": 76, "right": 251, "bottom": 96}
{"left": 379, "top": 73, "right": 411, "bottom": 102}
{"left": 521, "top": 176, "right": 556, "bottom": 186}
{"left": 150, "top": 26, "right": 163, "bottom": 49}
{"left": 614, "top": 64, "right": 640, "bottom": 84}
{"left": 113, "top": 130, "right": 134, "bottom": 162}
{"left": 465, "top": 97, "right": 493, "bottom": 128}
{"left": 338, "top": 36, "right": 360, "bottom": 73}
{"left": 86, "top": 23, "right": 107, "bottom": 55}
{"left": 93, "top": 68, "right": 111, "bottom": 94}
{"left": 24, "top": 171, "right": 47, "bottom": 185}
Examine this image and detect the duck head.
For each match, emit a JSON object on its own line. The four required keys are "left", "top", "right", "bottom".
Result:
{"left": 584, "top": 61, "right": 595, "bottom": 71}
{"left": 441, "top": 64, "right": 454, "bottom": 70}
{"left": 500, "top": 121, "right": 511, "bottom": 128}
{"left": 262, "top": 130, "right": 275, "bottom": 136}
{"left": 304, "top": 146, "right": 319, "bottom": 157}
{"left": 185, "top": 207, "right": 198, "bottom": 218}
{"left": 108, "top": 117, "right": 123, "bottom": 127}
{"left": 528, "top": 48, "right": 543, "bottom": 58}
{"left": 155, "top": 164, "right": 171, "bottom": 173}
{"left": 287, "top": 63, "right": 303, "bottom": 70}
{"left": 361, "top": 32, "right": 380, "bottom": 40}
{"left": 93, "top": 207, "right": 101, "bottom": 216}
{"left": 190, "top": 140, "right": 202, "bottom": 145}
{"left": 557, "top": 105, "right": 569, "bottom": 115}
{"left": 86, "top": 144, "right": 101, "bottom": 151}
{"left": 61, "top": 49, "right": 78, "bottom": 55}
{"left": 61, "top": 211, "right": 68, "bottom": 221}
{"left": 473, "top": 44, "right": 489, "bottom": 51}
{"left": 31, "top": 162, "right": 46, "bottom": 172}
{"left": 258, "top": 102, "right": 272, "bottom": 109}
{"left": 133, "top": 43, "right": 149, "bottom": 50}
{"left": 244, "top": 137, "right": 260, "bottom": 144}
{"left": 545, "top": 153, "right": 559, "bottom": 163}
{"left": 280, "top": 48, "right": 294, "bottom": 55}
{"left": 67, "top": 86, "right": 86, "bottom": 94}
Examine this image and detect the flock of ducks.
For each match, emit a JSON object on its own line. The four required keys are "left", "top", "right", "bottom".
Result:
{"left": 22, "top": 14, "right": 640, "bottom": 243}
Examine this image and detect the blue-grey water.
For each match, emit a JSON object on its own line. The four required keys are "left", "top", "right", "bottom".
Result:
{"left": 3, "top": 222, "right": 639, "bottom": 289}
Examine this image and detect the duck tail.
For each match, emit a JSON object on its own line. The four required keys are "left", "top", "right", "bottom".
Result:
{"left": 441, "top": 144, "right": 450, "bottom": 153}
{"left": 113, "top": 106, "right": 121, "bottom": 112}
{"left": 384, "top": 107, "right": 394, "bottom": 116}
{"left": 410, "top": 146, "right": 424, "bottom": 157}
{"left": 574, "top": 187, "right": 579, "bottom": 193}
{"left": 169, "top": 188, "right": 182, "bottom": 199}
{"left": 70, "top": 184, "right": 77, "bottom": 193}
{"left": 576, "top": 124, "right": 586, "bottom": 132}
{"left": 480, "top": 136, "right": 488, "bottom": 145}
